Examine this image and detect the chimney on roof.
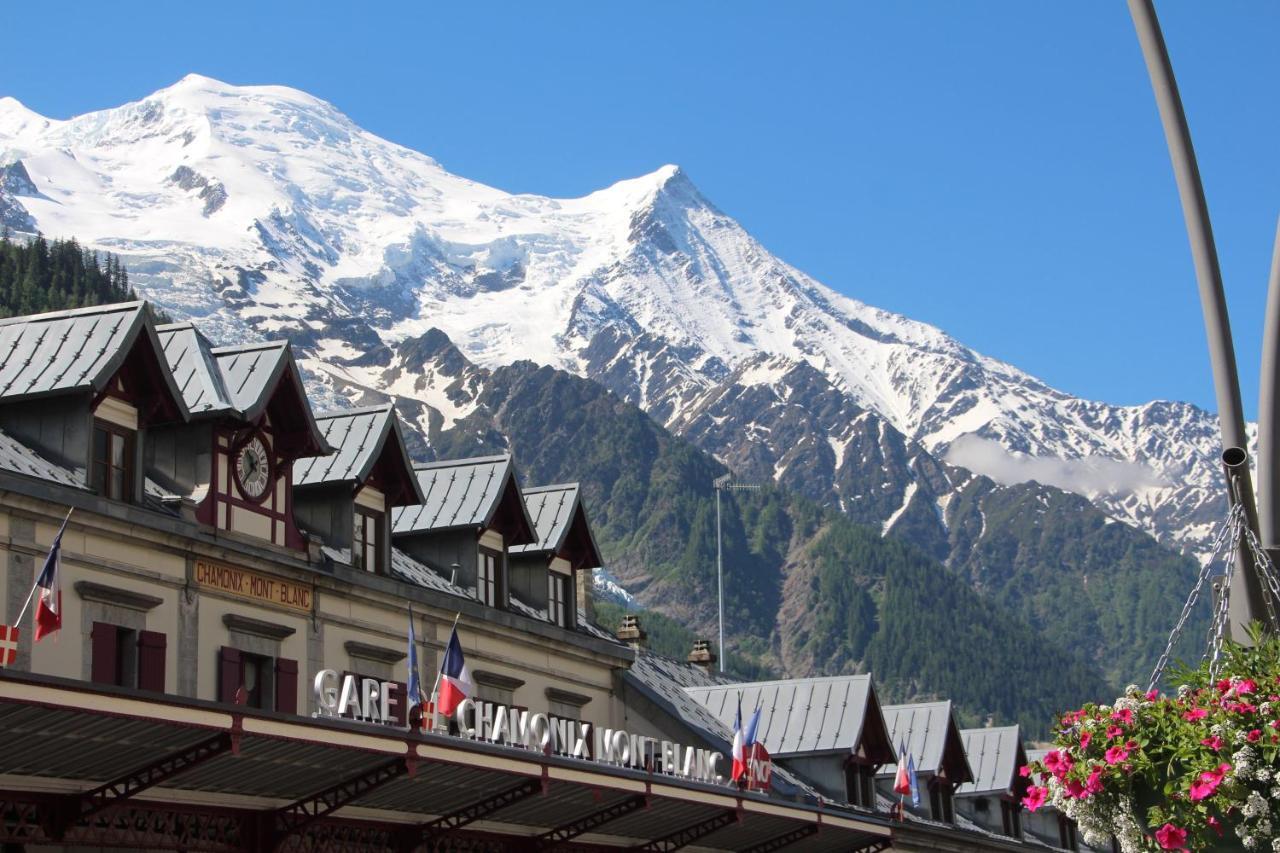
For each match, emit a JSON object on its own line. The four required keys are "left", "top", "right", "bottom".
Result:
{"left": 616, "top": 614, "right": 646, "bottom": 650}
{"left": 687, "top": 639, "right": 717, "bottom": 674}
{"left": 576, "top": 567, "right": 596, "bottom": 624}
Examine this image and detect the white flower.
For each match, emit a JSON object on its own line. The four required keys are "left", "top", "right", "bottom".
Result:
{"left": 1258, "top": 767, "right": 1273, "bottom": 782}
{"left": 1178, "top": 684, "right": 1191, "bottom": 698}
{"left": 1244, "top": 790, "right": 1268, "bottom": 818}
{"left": 1115, "top": 697, "right": 1138, "bottom": 712}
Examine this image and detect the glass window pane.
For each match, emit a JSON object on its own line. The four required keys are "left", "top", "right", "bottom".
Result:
{"left": 92, "top": 462, "right": 107, "bottom": 494}
{"left": 111, "top": 467, "right": 124, "bottom": 500}
{"left": 110, "top": 432, "right": 125, "bottom": 467}
{"left": 93, "top": 427, "right": 108, "bottom": 465}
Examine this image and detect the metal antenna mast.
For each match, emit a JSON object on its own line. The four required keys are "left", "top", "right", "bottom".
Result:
{"left": 1127, "top": 0, "right": 1277, "bottom": 639}
{"left": 715, "top": 473, "right": 761, "bottom": 673}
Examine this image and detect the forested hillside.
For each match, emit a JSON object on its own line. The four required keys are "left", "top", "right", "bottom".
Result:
{"left": 417, "top": 346, "right": 1183, "bottom": 735}
{"left": 0, "top": 233, "right": 140, "bottom": 318}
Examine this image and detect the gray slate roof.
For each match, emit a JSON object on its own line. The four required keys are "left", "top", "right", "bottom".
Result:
{"left": 390, "top": 547, "right": 473, "bottom": 598}
{"left": 293, "top": 405, "right": 422, "bottom": 503}
{"left": 878, "top": 701, "right": 964, "bottom": 777}
{"left": 393, "top": 455, "right": 528, "bottom": 535}
{"left": 157, "top": 323, "right": 234, "bottom": 415}
{"left": 0, "top": 302, "right": 184, "bottom": 410}
{"left": 957, "top": 726, "right": 1025, "bottom": 797}
{"left": 0, "top": 428, "right": 84, "bottom": 487}
{"left": 214, "top": 341, "right": 292, "bottom": 417}
{"left": 622, "top": 653, "right": 822, "bottom": 802}
{"left": 685, "top": 675, "right": 877, "bottom": 757}
{"left": 511, "top": 483, "right": 579, "bottom": 554}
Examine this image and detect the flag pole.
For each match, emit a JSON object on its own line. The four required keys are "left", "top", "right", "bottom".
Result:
{"left": 15, "top": 508, "right": 73, "bottom": 627}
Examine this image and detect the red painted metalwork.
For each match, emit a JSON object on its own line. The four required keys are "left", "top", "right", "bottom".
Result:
{"left": 631, "top": 808, "right": 738, "bottom": 852}
{"left": 272, "top": 756, "right": 409, "bottom": 842}
{"left": 422, "top": 777, "right": 543, "bottom": 835}
{"left": 534, "top": 794, "right": 646, "bottom": 847}
{"left": 49, "top": 732, "right": 233, "bottom": 837}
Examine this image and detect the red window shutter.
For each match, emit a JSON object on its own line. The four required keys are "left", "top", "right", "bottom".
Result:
{"left": 218, "top": 646, "right": 242, "bottom": 703}
{"left": 137, "top": 630, "right": 167, "bottom": 693}
{"left": 90, "top": 622, "right": 118, "bottom": 685}
{"left": 274, "top": 657, "right": 298, "bottom": 714}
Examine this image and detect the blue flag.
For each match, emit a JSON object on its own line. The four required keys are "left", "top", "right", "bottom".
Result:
{"left": 406, "top": 608, "right": 426, "bottom": 722}
{"left": 907, "top": 752, "right": 920, "bottom": 806}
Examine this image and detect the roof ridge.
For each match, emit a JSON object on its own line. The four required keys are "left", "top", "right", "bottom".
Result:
{"left": 413, "top": 453, "right": 511, "bottom": 471}
{"left": 211, "top": 340, "right": 289, "bottom": 355}
{"left": 521, "top": 482, "right": 580, "bottom": 493}
{"left": 0, "top": 300, "right": 145, "bottom": 327}
{"left": 312, "top": 403, "right": 395, "bottom": 419}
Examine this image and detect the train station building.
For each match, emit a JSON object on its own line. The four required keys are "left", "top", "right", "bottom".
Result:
{"left": 0, "top": 302, "right": 1083, "bottom": 851}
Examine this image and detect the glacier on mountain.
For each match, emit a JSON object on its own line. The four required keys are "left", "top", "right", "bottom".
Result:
{"left": 0, "top": 75, "right": 1236, "bottom": 562}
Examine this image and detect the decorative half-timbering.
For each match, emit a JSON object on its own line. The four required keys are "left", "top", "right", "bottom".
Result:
{"left": 153, "top": 323, "right": 328, "bottom": 550}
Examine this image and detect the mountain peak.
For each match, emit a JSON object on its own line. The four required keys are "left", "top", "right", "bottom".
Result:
{"left": 0, "top": 96, "right": 54, "bottom": 139}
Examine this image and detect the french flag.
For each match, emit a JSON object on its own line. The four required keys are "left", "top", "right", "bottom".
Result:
{"left": 893, "top": 744, "right": 912, "bottom": 797}
{"left": 33, "top": 516, "right": 68, "bottom": 642}
{"left": 731, "top": 699, "right": 761, "bottom": 782}
{"left": 436, "top": 624, "right": 473, "bottom": 717}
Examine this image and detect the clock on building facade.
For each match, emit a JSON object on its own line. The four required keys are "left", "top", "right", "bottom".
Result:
{"left": 235, "top": 434, "right": 272, "bottom": 501}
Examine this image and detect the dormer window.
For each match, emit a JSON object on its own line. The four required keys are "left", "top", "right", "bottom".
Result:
{"left": 353, "top": 506, "right": 384, "bottom": 574}
{"left": 478, "top": 547, "right": 501, "bottom": 607}
{"left": 548, "top": 573, "right": 569, "bottom": 627}
{"left": 92, "top": 420, "right": 135, "bottom": 502}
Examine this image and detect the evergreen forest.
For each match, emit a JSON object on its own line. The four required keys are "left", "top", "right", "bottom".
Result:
{"left": 0, "top": 232, "right": 141, "bottom": 318}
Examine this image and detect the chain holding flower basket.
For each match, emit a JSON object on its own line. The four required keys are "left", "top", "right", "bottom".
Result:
{"left": 1149, "top": 502, "right": 1280, "bottom": 694}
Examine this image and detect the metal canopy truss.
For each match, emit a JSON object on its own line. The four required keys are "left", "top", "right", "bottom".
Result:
{"left": 737, "top": 824, "right": 819, "bottom": 853}
{"left": 48, "top": 731, "right": 233, "bottom": 838}
{"left": 271, "top": 756, "right": 409, "bottom": 841}
{"left": 423, "top": 777, "right": 543, "bottom": 835}
{"left": 632, "top": 807, "right": 738, "bottom": 852}
{"left": 535, "top": 794, "right": 647, "bottom": 847}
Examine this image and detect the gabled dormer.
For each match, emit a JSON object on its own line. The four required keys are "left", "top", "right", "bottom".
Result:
{"left": 956, "top": 725, "right": 1030, "bottom": 839}
{"left": 391, "top": 454, "right": 536, "bottom": 608}
{"left": 293, "top": 404, "right": 422, "bottom": 574}
{"left": 508, "top": 483, "right": 603, "bottom": 630}
{"left": 0, "top": 302, "right": 188, "bottom": 505}
{"left": 877, "top": 701, "right": 974, "bottom": 824}
{"left": 150, "top": 324, "right": 328, "bottom": 550}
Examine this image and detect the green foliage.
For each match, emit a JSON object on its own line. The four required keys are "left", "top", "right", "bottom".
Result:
{"left": 434, "top": 361, "right": 1119, "bottom": 736}
{"left": 0, "top": 232, "right": 134, "bottom": 318}
{"left": 1029, "top": 627, "right": 1280, "bottom": 851}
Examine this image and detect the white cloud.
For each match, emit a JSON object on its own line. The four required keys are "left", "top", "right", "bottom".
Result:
{"left": 944, "top": 434, "right": 1168, "bottom": 497}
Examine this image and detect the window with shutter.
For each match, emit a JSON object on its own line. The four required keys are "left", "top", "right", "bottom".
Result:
{"left": 275, "top": 658, "right": 298, "bottom": 714}
{"left": 91, "top": 622, "right": 119, "bottom": 685}
{"left": 218, "top": 646, "right": 242, "bottom": 704}
{"left": 137, "top": 630, "right": 166, "bottom": 693}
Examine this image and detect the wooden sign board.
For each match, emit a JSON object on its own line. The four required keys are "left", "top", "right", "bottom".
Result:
{"left": 194, "top": 559, "right": 313, "bottom": 613}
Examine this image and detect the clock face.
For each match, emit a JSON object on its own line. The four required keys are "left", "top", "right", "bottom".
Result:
{"left": 235, "top": 436, "right": 271, "bottom": 500}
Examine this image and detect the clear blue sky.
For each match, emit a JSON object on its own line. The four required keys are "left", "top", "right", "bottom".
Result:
{"left": 3, "top": 2, "right": 1278, "bottom": 415}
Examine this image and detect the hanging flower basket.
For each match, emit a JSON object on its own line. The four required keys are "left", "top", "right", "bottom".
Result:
{"left": 1023, "top": 628, "right": 1280, "bottom": 851}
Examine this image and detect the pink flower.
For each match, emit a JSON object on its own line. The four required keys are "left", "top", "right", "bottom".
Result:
{"left": 1155, "top": 823, "right": 1188, "bottom": 851}
{"left": 1018, "top": 764, "right": 1032, "bottom": 778}
{"left": 1043, "top": 749, "right": 1073, "bottom": 779}
{"left": 1085, "top": 768, "right": 1104, "bottom": 795}
{"left": 1247, "top": 729, "right": 1262, "bottom": 742}
{"left": 1106, "top": 725, "right": 1125, "bottom": 739}
{"left": 1146, "top": 689, "right": 1159, "bottom": 701}
{"left": 1269, "top": 719, "right": 1280, "bottom": 730}
{"left": 1201, "top": 735, "right": 1224, "bottom": 751}
{"left": 1189, "top": 763, "right": 1231, "bottom": 801}
{"left": 1216, "top": 678, "right": 1233, "bottom": 693}
{"left": 1207, "top": 816, "right": 1222, "bottom": 837}
{"left": 1183, "top": 708, "right": 1208, "bottom": 722}
{"left": 1022, "top": 785, "right": 1047, "bottom": 812}
{"left": 1105, "top": 745, "right": 1130, "bottom": 765}
{"left": 1111, "top": 708, "right": 1133, "bottom": 724}
{"left": 1064, "top": 779, "right": 1087, "bottom": 799}
{"left": 1237, "top": 678, "right": 1257, "bottom": 695}
{"left": 1079, "top": 731, "right": 1091, "bottom": 750}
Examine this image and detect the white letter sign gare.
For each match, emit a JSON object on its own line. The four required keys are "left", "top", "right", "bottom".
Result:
{"left": 312, "top": 669, "right": 400, "bottom": 725}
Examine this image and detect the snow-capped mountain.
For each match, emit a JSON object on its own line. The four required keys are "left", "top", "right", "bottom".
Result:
{"left": 0, "top": 75, "right": 1234, "bottom": 561}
